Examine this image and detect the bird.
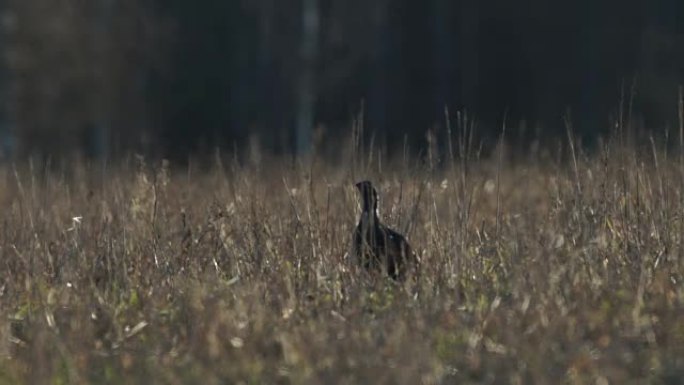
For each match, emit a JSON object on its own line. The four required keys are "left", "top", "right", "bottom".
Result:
{"left": 352, "top": 180, "right": 418, "bottom": 281}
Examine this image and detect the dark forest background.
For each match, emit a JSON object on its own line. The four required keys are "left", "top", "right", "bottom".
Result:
{"left": 0, "top": 0, "right": 683, "bottom": 161}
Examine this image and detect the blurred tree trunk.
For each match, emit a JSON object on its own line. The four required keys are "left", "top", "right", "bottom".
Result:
{"left": 430, "top": 0, "right": 455, "bottom": 120}
{"left": 87, "top": 0, "right": 114, "bottom": 161}
{"left": 295, "top": 0, "right": 319, "bottom": 157}
{"left": 578, "top": 3, "right": 599, "bottom": 138}
{"left": 0, "top": 0, "right": 13, "bottom": 159}
{"left": 253, "top": 0, "right": 282, "bottom": 154}
{"left": 459, "top": 0, "right": 478, "bottom": 110}
{"left": 368, "top": 1, "right": 390, "bottom": 140}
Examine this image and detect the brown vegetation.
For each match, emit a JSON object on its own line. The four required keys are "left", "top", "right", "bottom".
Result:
{"left": 1, "top": 128, "right": 684, "bottom": 384}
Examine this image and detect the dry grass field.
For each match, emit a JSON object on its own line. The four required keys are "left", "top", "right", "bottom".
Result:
{"left": 1, "top": 126, "right": 684, "bottom": 384}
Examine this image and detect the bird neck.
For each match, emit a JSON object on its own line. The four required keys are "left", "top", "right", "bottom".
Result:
{"left": 362, "top": 199, "right": 378, "bottom": 214}
{"left": 362, "top": 208, "right": 379, "bottom": 222}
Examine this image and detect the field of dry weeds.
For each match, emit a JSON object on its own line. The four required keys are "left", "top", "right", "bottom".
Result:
{"left": 1, "top": 130, "right": 683, "bottom": 384}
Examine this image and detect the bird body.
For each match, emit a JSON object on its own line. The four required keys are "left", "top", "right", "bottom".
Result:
{"left": 353, "top": 181, "right": 417, "bottom": 281}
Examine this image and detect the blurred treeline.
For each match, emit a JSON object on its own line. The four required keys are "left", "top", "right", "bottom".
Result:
{"left": 0, "top": 0, "right": 683, "bottom": 161}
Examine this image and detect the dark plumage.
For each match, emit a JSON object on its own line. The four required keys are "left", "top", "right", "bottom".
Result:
{"left": 352, "top": 180, "right": 418, "bottom": 281}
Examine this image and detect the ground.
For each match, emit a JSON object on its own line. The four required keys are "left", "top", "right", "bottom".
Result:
{"left": 0, "top": 135, "right": 683, "bottom": 384}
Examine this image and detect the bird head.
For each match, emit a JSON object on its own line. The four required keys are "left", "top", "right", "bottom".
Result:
{"left": 355, "top": 180, "right": 378, "bottom": 213}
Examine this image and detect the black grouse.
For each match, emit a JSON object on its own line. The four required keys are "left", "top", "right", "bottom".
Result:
{"left": 352, "top": 180, "right": 418, "bottom": 281}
